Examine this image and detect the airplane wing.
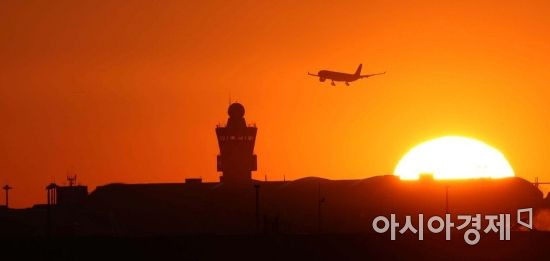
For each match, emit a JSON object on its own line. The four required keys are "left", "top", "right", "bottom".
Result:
{"left": 307, "top": 72, "right": 319, "bottom": 77}
{"left": 360, "top": 72, "right": 386, "bottom": 78}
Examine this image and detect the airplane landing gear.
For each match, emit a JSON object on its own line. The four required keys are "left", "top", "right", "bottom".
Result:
{"left": 345, "top": 82, "right": 350, "bottom": 86}
{"left": 331, "top": 81, "right": 336, "bottom": 86}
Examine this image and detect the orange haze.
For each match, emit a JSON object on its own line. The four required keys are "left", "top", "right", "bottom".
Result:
{"left": 2, "top": 0, "right": 550, "bottom": 207}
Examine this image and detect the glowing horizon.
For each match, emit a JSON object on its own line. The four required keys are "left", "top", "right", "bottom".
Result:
{"left": 394, "top": 136, "right": 515, "bottom": 180}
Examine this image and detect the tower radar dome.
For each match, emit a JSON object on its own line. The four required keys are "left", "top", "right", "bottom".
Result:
{"left": 228, "top": 103, "right": 245, "bottom": 118}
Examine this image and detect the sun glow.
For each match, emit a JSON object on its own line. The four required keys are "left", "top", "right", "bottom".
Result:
{"left": 394, "top": 136, "right": 514, "bottom": 180}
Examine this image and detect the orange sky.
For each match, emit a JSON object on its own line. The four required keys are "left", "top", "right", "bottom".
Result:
{"left": 2, "top": 0, "right": 550, "bottom": 207}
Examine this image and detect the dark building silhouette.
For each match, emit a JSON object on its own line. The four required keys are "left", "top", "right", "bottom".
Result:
{"left": 1, "top": 101, "right": 550, "bottom": 243}
{"left": 216, "top": 103, "right": 257, "bottom": 184}
{"left": 185, "top": 178, "right": 203, "bottom": 185}
{"left": 2, "top": 101, "right": 550, "bottom": 260}
{"left": 44, "top": 176, "right": 88, "bottom": 207}
{"left": 56, "top": 175, "right": 88, "bottom": 207}
{"left": 57, "top": 185, "right": 88, "bottom": 207}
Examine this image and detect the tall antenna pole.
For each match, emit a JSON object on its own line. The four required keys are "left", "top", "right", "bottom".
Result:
{"left": 67, "top": 175, "right": 77, "bottom": 187}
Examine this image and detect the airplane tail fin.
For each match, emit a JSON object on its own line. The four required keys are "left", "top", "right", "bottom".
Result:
{"left": 355, "top": 64, "right": 362, "bottom": 75}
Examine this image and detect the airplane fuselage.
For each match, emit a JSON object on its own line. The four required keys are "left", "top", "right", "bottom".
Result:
{"left": 317, "top": 70, "right": 359, "bottom": 82}
{"left": 308, "top": 64, "right": 384, "bottom": 86}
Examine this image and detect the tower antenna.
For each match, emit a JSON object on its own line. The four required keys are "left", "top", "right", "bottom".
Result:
{"left": 67, "top": 174, "right": 77, "bottom": 187}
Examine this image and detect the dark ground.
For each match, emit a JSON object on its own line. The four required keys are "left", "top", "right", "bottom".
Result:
{"left": 1, "top": 232, "right": 549, "bottom": 260}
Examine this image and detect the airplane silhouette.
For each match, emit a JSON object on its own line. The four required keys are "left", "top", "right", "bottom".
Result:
{"left": 308, "top": 64, "right": 385, "bottom": 86}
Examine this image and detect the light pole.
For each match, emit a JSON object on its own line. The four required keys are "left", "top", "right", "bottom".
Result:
{"left": 254, "top": 184, "right": 260, "bottom": 232}
{"left": 445, "top": 185, "right": 449, "bottom": 214}
{"left": 46, "top": 182, "right": 57, "bottom": 237}
{"left": 3, "top": 185, "right": 12, "bottom": 208}
{"left": 317, "top": 182, "right": 325, "bottom": 234}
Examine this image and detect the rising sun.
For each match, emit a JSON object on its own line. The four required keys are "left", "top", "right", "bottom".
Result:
{"left": 394, "top": 136, "right": 514, "bottom": 180}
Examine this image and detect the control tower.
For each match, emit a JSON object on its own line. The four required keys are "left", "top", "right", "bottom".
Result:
{"left": 216, "top": 103, "right": 257, "bottom": 184}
